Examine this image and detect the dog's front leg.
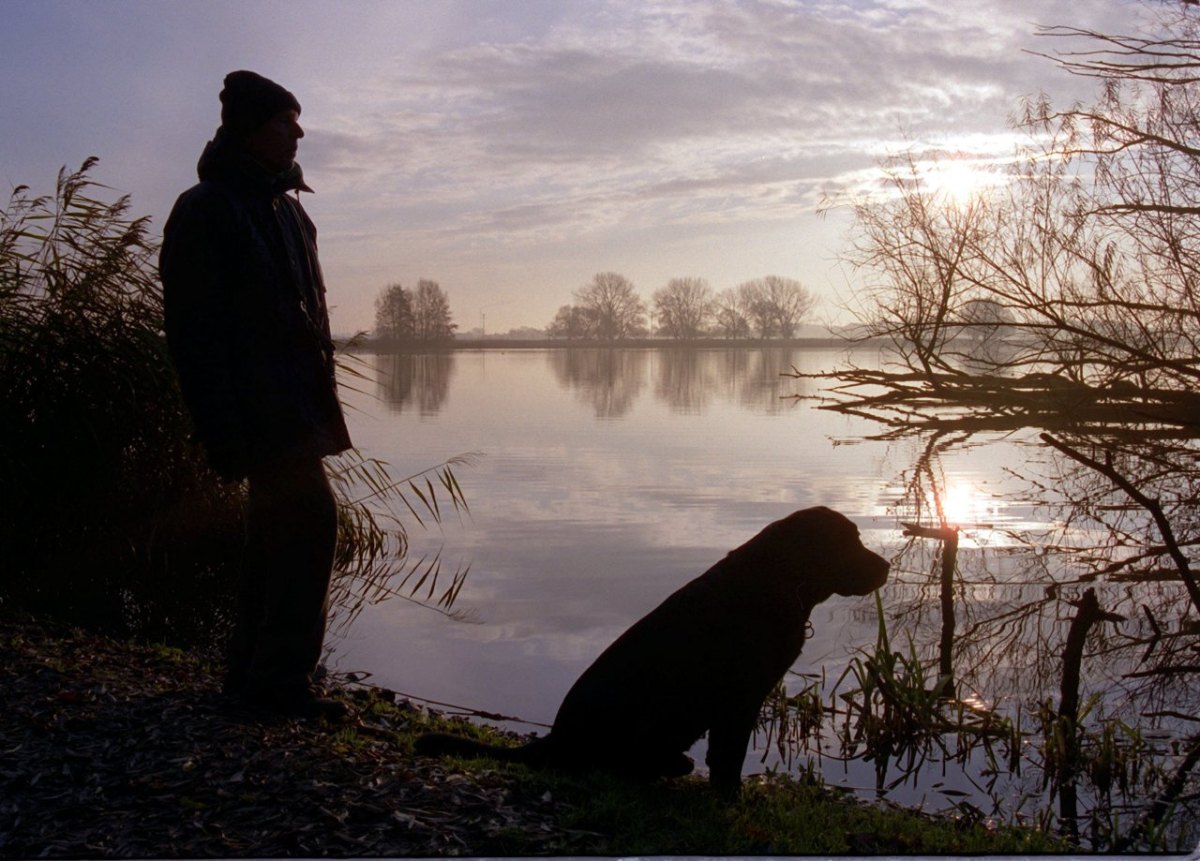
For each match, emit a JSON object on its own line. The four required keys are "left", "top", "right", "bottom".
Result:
{"left": 705, "top": 703, "right": 759, "bottom": 798}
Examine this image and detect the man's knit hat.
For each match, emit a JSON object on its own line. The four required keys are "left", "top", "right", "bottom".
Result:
{"left": 219, "top": 70, "right": 301, "bottom": 138}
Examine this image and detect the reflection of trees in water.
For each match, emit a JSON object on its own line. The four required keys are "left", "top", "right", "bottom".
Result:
{"left": 374, "top": 352, "right": 455, "bottom": 415}
{"left": 654, "top": 348, "right": 715, "bottom": 413}
{"left": 679, "top": 348, "right": 815, "bottom": 413}
{"left": 736, "top": 348, "right": 804, "bottom": 414}
{"left": 1028, "top": 441, "right": 1200, "bottom": 722}
{"left": 549, "top": 347, "right": 805, "bottom": 415}
{"left": 708, "top": 348, "right": 808, "bottom": 413}
{"left": 657, "top": 348, "right": 804, "bottom": 414}
{"left": 886, "top": 436, "right": 1200, "bottom": 716}
{"left": 548, "top": 349, "right": 648, "bottom": 418}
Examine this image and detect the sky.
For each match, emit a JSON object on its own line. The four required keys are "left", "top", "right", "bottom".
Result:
{"left": 2, "top": 0, "right": 1148, "bottom": 335}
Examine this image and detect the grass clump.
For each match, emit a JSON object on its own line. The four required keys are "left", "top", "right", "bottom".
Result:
{"left": 378, "top": 710, "right": 1063, "bottom": 855}
{"left": 0, "top": 158, "right": 234, "bottom": 641}
{"left": 544, "top": 769, "right": 1063, "bottom": 855}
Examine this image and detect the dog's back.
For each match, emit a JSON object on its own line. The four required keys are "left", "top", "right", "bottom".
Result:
{"left": 547, "top": 548, "right": 802, "bottom": 767}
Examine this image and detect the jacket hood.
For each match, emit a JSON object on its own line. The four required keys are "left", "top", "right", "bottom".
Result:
{"left": 196, "top": 128, "right": 313, "bottom": 194}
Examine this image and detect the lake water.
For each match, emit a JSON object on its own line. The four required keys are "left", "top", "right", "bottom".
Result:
{"left": 326, "top": 345, "right": 1186, "bottom": 832}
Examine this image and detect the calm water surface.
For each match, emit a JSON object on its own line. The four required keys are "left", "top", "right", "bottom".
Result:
{"left": 331, "top": 346, "right": 1045, "bottom": 800}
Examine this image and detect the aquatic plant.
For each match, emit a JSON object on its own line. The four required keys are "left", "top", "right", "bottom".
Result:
{"left": 756, "top": 574, "right": 1197, "bottom": 850}
{"left": 830, "top": 594, "right": 1020, "bottom": 794}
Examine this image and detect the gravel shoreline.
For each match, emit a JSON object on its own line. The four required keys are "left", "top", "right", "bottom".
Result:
{"left": 0, "top": 615, "right": 593, "bottom": 857}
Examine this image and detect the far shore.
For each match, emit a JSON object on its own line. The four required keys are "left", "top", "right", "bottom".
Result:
{"left": 340, "top": 335, "right": 869, "bottom": 353}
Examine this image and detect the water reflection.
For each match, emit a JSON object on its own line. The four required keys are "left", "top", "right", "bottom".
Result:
{"left": 547, "top": 346, "right": 823, "bottom": 417}
{"left": 373, "top": 346, "right": 826, "bottom": 419}
{"left": 817, "top": 429, "right": 1200, "bottom": 849}
{"left": 652, "top": 348, "right": 810, "bottom": 415}
{"left": 374, "top": 352, "right": 454, "bottom": 415}
{"left": 547, "top": 349, "right": 647, "bottom": 418}
{"left": 336, "top": 346, "right": 1197, "bottom": 850}
{"left": 653, "top": 348, "right": 713, "bottom": 414}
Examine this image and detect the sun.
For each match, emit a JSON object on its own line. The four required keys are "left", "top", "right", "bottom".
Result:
{"left": 922, "top": 159, "right": 997, "bottom": 205}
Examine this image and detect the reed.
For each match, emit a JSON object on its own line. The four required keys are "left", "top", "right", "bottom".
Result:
{"left": 0, "top": 160, "right": 471, "bottom": 647}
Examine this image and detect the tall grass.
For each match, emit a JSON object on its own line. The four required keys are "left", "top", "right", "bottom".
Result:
{"left": 0, "top": 160, "right": 469, "bottom": 648}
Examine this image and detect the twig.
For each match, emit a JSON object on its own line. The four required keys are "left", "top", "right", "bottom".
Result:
{"left": 343, "top": 678, "right": 553, "bottom": 729}
{"left": 1041, "top": 433, "right": 1200, "bottom": 615}
{"left": 1113, "top": 735, "right": 1200, "bottom": 852}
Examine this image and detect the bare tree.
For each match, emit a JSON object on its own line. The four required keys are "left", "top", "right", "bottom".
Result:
{"left": 733, "top": 276, "right": 814, "bottom": 338}
{"left": 812, "top": 9, "right": 1200, "bottom": 615}
{"left": 786, "top": 12, "right": 1200, "bottom": 846}
{"left": 713, "top": 288, "right": 751, "bottom": 338}
{"left": 760, "top": 275, "right": 816, "bottom": 337}
{"left": 546, "top": 304, "right": 596, "bottom": 339}
{"left": 412, "top": 279, "right": 456, "bottom": 342}
{"left": 575, "top": 272, "right": 647, "bottom": 340}
{"left": 736, "top": 279, "right": 775, "bottom": 339}
{"left": 653, "top": 277, "right": 713, "bottom": 339}
{"left": 374, "top": 282, "right": 414, "bottom": 342}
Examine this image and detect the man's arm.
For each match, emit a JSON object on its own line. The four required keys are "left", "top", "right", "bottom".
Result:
{"left": 160, "top": 189, "right": 249, "bottom": 479}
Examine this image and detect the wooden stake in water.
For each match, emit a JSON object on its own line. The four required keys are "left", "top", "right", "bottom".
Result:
{"left": 901, "top": 522, "right": 959, "bottom": 698}
{"left": 1057, "top": 587, "right": 1125, "bottom": 844}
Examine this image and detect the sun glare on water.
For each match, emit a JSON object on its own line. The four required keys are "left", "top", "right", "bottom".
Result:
{"left": 937, "top": 479, "right": 999, "bottom": 529}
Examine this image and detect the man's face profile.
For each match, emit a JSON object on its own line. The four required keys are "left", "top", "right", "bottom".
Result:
{"left": 244, "top": 109, "right": 304, "bottom": 173}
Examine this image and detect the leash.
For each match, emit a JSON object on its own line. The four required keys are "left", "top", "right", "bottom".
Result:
{"left": 332, "top": 670, "right": 553, "bottom": 729}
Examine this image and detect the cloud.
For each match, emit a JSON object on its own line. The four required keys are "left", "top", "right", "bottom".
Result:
{"left": 1, "top": 0, "right": 1141, "bottom": 332}
{"left": 305, "top": 2, "right": 1126, "bottom": 330}
{"left": 309, "top": 0, "right": 1121, "bottom": 233}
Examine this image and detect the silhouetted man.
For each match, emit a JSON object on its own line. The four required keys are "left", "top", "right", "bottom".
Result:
{"left": 160, "top": 71, "right": 352, "bottom": 720}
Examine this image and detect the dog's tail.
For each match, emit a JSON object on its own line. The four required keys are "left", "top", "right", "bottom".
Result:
{"left": 414, "top": 731, "right": 553, "bottom": 766}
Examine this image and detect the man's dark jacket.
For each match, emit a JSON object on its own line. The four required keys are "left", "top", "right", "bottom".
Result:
{"left": 160, "top": 133, "right": 352, "bottom": 478}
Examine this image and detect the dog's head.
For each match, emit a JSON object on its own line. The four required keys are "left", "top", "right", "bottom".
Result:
{"left": 750, "top": 506, "right": 889, "bottom": 603}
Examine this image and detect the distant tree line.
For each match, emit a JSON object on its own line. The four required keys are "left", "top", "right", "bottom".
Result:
{"left": 372, "top": 272, "right": 815, "bottom": 342}
{"left": 546, "top": 272, "right": 816, "bottom": 341}
{"left": 373, "top": 280, "right": 457, "bottom": 342}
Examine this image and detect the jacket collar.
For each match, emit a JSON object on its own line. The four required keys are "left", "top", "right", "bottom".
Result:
{"left": 196, "top": 128, "right": 314, "bottom": 195}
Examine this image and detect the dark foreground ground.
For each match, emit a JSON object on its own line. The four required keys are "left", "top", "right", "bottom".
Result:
{"left": 0, "top": 613, "right": 1063, "bottom": 857}
{"left": 0, "top": 615, "right": 582, "bottom": 857}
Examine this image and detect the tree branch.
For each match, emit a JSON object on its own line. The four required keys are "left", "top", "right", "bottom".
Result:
{"left": 1040, "top": 433, "right": 1200, "bottom": 615}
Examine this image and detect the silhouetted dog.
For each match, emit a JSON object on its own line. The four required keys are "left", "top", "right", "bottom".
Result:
{"left": 416, "top": 506, "right": 889, "bottom": 794}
